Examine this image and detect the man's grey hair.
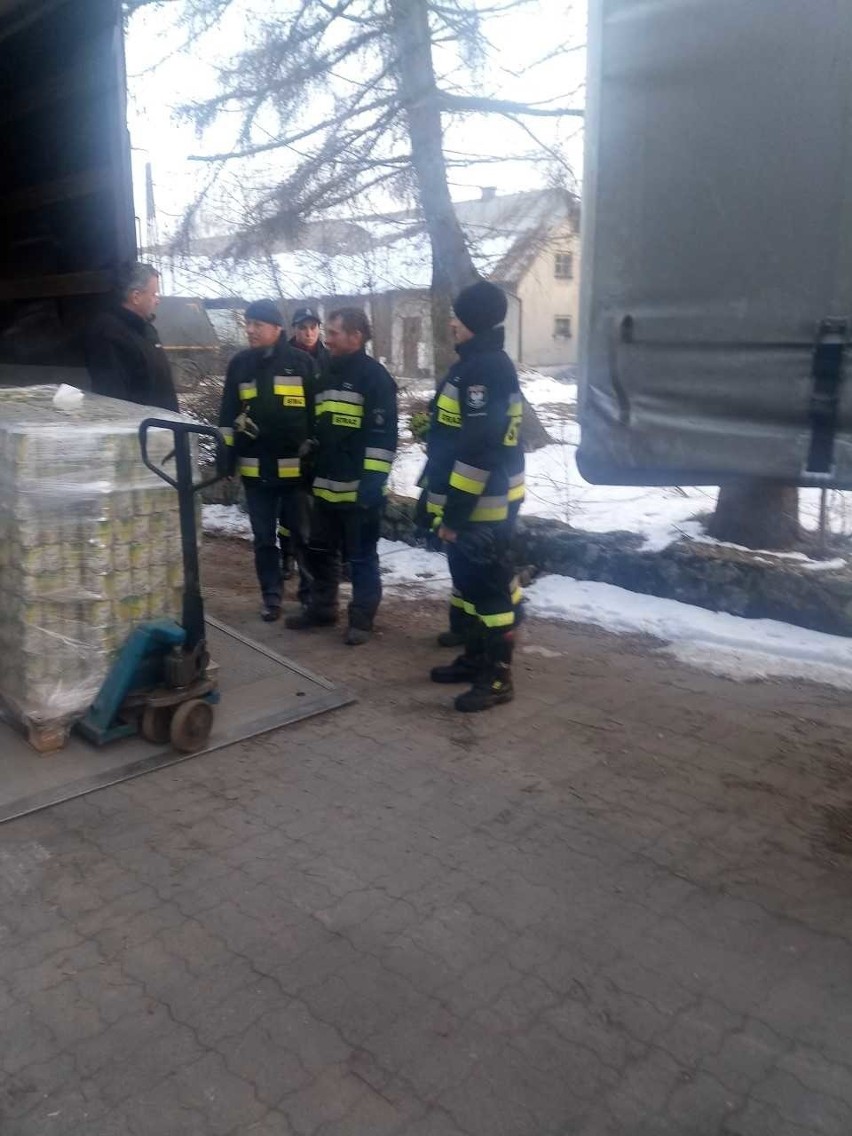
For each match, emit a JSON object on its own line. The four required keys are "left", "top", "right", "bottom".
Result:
{"left": 116, "top": 262, "right": 159, "bottom": 301}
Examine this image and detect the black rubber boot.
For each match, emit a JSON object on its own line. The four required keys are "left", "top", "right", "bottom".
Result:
{"left": 454, "top": 663, "right": 514, "bottom": 712}
{"left": 454, "top": 632, "right": 514, "bottom": 712}
{"left": 430, "top": 653, "right": 483, "bottom": 684}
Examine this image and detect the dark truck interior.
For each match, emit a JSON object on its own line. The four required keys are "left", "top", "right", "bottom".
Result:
{"left": 0, "top": 0, "right": 134, "bottom": 385}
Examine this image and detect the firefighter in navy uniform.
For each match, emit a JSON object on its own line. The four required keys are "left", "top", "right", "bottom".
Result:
{"left": 218, "top": 299, "right": 316, "bottom": 622}
{"left": 279, "top": 305, "right": 332, "bottom": 579}
{"left": 286, "top": 307, "right": 398, "bottom": 645}
{"left": 420, "top": 280, "right": 524, "bottom": 712}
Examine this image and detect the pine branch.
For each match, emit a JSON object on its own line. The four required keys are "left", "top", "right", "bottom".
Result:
{"left": 439, "top": 92, "right": 584, "bottom": 118}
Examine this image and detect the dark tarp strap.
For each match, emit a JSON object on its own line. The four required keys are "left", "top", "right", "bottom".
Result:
{"left": 805, "top": 318, "right": 848, "bottom": 475}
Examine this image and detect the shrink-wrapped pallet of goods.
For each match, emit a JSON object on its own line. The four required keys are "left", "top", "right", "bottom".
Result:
{"left": 0, "top": 386, "right": 192, "bottom": 751}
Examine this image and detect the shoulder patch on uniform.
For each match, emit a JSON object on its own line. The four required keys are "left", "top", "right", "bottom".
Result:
{"left": 373, "top": 408, "right": 386, "bottom": 426}
{"left": 467, "top": 384, "right": 487, "bottom": 410}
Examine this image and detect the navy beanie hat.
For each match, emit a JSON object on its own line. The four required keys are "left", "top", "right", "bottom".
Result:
{"left": 452, "top": 280, "right": 508, "bottom": 335}
{"left": 244, "top": 299, "right": 284, "bottom": 326}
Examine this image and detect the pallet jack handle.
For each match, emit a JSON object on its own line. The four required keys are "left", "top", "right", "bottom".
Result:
{"left": 139, "top": 419, "right": 228, "bottom": 651}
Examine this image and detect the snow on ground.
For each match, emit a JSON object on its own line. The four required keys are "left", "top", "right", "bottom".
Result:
{"left": 201, "top": 513, "right": 852, "bottom": 687}
{"left": 203, "top": 504, "right": 252, "bottom": 540}
{"left": 377, "top": 540, "right": 852, "bottom": 690}
{"left": 527, "top": 573, "right": 852, "bottom": 690}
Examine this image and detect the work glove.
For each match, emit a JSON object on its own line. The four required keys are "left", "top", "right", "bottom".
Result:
{"left": 233, "top": 410, "right": 259, "bottom": 440}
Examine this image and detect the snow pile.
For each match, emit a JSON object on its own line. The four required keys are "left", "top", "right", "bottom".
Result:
{"left": 520, "top": 372, "right": 577, "bottom": 409}
{"left": 203, "top": 504, "right": 252, "bottom": 540}
{"left": 377, "top": 539, "right": 852, "bottom": 689}
{"left": 526, "top": 573, "right": 852, "bottom": 689}
{"left": 199, "top": 516, "right": 852, "bottom": 689}
{"left": 378, "top": 539, "right": 451, "bottom": 592}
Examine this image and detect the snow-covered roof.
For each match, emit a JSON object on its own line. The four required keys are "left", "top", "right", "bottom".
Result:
{"left": 155, "top": 188, "right": 578, "bottom": 300}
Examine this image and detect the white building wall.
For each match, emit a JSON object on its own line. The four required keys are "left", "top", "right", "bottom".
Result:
{"left": 516, "top": 226, "right": 581, "bottom": 368}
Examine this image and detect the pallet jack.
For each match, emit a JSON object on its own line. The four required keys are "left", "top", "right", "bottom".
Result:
{"left": 78, "top": 419, "right": 227, "bottom": 754}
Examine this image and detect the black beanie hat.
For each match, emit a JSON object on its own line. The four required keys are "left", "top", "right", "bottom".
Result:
{"left": 244, "top": 299, "right": 284, "bottom": 327}
{"left": 452, "top": 280, "right": 508, "bottom": 335}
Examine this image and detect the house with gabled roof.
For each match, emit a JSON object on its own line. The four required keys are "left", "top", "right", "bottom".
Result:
{"left": 153, "top": 187, "right": 580, "bottom": 378}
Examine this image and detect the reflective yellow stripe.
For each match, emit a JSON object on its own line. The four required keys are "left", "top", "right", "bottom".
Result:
{"left": 316, "top": 400, "right": 364, "bottom": 415}
{"left": 449, "top": 461, "right": 489, "bottom": 495}
{"left": 449, "top": 472, "right": 483, "bottom": 494}
{"left": 275, "top": 382, "right": 305, "bottom": 407}
{"left": 480, "top": 610, "right": 515, "bottom": 628}
{"left": 364, "top": 458, "right": 392, "bottom": 473}
{"left": 277, "top": 459, "right": 301, "bottom": 479}
{"left": 426, "top": 491, "right": 446, "bottom": 517}
{"left": 314, "top": 487, "right": 358, "bottom": 503}
{"left": 508, "top": 483, "right": 525, "bottom": 502}
{"left": 277, "top": 525, "right": 291, "bottom": 537}
{"left": 220, "top": 427, "right": 234, "bottom": 446}
{"left": 470, "top": 495, "right": 508, "bottom": 522}
{"left": 504, "top": 397, "right": 523, "bottom": 446}
{"left": 457, "top": 595, "right": 513, "bottom": 627}
{"left": 450, "top": 591, "right": 465, "bottom": 610}
{"left": 437, "top": 407, "right": 462, "bottom": 427}
{"left": 313, "top": 477, "right": 359, "bottom": 503}
{"left": 239, "top": 459, "right": 260, "bottom": 478}
{"left": 238, "top": 383, "right": 257, "bottom": 400}
{"left": 511, "top": 585, "right": 523, "bottom": 606}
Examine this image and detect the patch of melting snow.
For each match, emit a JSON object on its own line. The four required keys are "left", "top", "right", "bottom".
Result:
{"left": 524, "top": 573, "right": 852, "bottom": 690}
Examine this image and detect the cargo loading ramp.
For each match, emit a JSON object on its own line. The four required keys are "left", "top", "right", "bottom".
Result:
{"left": 0, "top": 617, "right": 354, "bottom": 825}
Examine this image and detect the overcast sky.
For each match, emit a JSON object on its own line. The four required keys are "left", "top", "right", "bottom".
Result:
{"left": 125, "top": 0, "right": 587, "bottom": 239}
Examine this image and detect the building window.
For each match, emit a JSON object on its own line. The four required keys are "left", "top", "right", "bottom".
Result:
{"left": 554, "top": 316, "right": 572, "bottom": 339}
{"left": 554, "top": 252, "right": 574, "bottom": 280}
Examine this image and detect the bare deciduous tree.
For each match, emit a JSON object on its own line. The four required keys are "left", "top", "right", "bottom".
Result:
{"left": 128, "top": 0, "right": 581, "bottom": 398}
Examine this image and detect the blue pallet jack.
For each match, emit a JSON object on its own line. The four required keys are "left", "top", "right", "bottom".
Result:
{"left": 78, "top": 419, "right": 227, "bottom": 754}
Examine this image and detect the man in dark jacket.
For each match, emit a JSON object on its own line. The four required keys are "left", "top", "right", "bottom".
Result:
{"left": 286, "top": 307, "right": 397, "bottom": 645}
{"left": 289, "top": 306, "right": 331, "bottom": 378}
{"left": 218, "top": 299, "right": 316, "bottom": 622}
{"left": 85, "top": 263, "right": 178, "bottom": 411}
{"left": 419, "top": 280, "right": 524, "bottom": 712}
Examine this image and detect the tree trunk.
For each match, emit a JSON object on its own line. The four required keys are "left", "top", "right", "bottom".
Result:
{"left": 389, "top": 0, "right": 478, "bottom": 378}
{"left": 388, "top": 0, "right": 549, "bottom": 451}
{"left": 708, "top": 481, "right": 800, "bottom": 550}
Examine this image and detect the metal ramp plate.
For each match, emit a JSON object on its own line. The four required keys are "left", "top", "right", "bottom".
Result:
{"left": 0, "top": 617, "right": 354, "bottom": 825}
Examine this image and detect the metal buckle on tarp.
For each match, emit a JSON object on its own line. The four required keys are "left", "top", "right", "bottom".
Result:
{"left": 805, "top": 317, "right": 848, "bottom": 477}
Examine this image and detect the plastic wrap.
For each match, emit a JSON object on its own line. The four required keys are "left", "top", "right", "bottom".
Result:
{"left": 0, "top": 386, "right": 194, "bottom": 738}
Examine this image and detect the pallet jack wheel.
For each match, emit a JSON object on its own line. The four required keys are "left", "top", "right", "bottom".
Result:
{"left": 141, "top": 704, "right": 173, "bottom": 745}
{"left": 170, "top": 699, "right": 214, "bottom": 754}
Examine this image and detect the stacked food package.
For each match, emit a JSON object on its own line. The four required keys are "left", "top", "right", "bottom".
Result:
{"left": 0, "top": 386, "right": 190, "bottom": 748}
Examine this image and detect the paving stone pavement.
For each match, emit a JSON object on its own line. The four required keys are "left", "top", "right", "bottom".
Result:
{"left": 2, "top": 543, "right": 852, "bottom": 1135}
